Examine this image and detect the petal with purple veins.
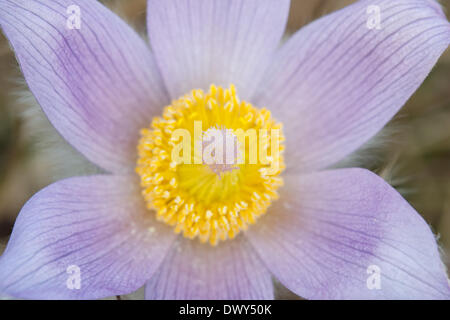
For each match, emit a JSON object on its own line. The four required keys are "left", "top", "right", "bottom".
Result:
{"left": 0, "top": 0, "right": 169, "bottom": 173}
{"left": 0, "top": 175, "right": 175, "bottom": 299}
{"left": 147, "top": 0, "right": 290, "bottom": 101}
{"left": 247, "top": 168, "right": 450, "bottom": 299}
{"left": 145, "top": 235, "right": 273, "bottom": 300}
{"left": 254, "top": 0, "right": 450, "bottom": 172}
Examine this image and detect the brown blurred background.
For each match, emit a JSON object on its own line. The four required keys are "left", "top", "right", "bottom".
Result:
{"left": 0, "top": 0, "right": 449, "bottom": 299}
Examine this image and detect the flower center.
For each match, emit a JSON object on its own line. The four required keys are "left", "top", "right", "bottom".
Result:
{"left": 136, "top": 85, "right": 285, "bottom": 245}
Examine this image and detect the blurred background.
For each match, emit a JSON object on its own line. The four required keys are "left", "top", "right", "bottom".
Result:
{"left": 0, "top": 0, "right": 449, "bottom": 299}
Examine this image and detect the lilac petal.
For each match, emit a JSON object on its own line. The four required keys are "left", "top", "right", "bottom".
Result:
{"left": 247, "top": 168, "right": 450, "bottom": 299}
{"left": 145, "top": 236, "right": 273, "bottom": 300}
{"left": 0, "top": 0, "right": 168, "bottom": 173}
{"left": 254, "top": 0, "right": 450, "bottom": 172}
{"left": 0, "top": 175, "right": 175, "bottom": 299}
{"left": 147, "top": 0, "right": 290, "bottom": 101}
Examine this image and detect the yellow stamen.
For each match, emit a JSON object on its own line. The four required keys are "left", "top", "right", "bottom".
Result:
{"left": 136, "top": 85, "right": 285, "bottom": 245}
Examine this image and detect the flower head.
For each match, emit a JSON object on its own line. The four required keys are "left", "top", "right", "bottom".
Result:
{"left": 136, "top": 84, "right": 285, "bottom": 245}
{"left": 0, "top": 0, "right": 449, "bottom": 300}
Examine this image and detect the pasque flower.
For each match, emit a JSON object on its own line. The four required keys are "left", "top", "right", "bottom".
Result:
{"left": 1, "top": 0, "right": 450, "bottom": 299}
